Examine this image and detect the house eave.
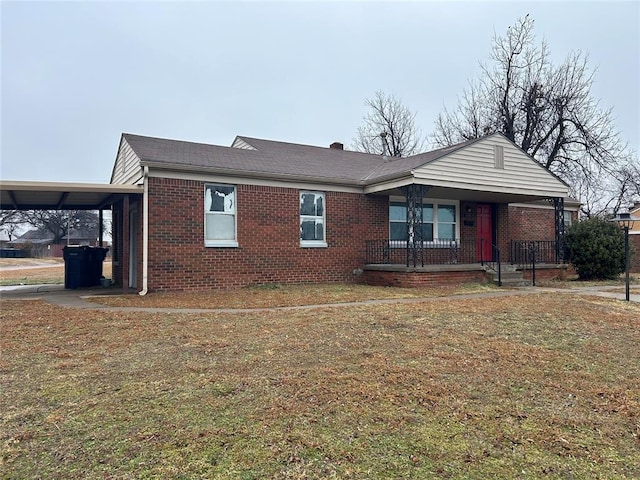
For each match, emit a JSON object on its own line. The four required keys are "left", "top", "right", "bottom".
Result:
{"left": 364, "top": 175, "right": 569, "bottom": 202}
{"left": 141, "top": 162, "right": 368, "bottom": 191}
{"left": 363, "top": 176, "right": 417, "bottom": 194}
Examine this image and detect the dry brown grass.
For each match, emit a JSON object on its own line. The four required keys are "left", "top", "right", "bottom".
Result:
{"left": 88, "top": 283, "right": 500, "bottom": 309}
{"left": 536, "top": 273, "right": 638, "bottom": 289}
{"left": 0, "top": 260, "right": 111, "bottom": 286}
{"left": 0, "top": 258, "right": 63, "bottom": 267}
{"left": 2, "top": 291, "right": 639, "bottom": 478}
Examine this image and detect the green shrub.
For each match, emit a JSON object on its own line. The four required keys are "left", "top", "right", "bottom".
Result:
{"left": 564, "top": 217, "right": 627, "bottom": 280}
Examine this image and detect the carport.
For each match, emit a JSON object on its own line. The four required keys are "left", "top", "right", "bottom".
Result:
{"left": 1, "top": 180, "right": 143, "bottom": 292}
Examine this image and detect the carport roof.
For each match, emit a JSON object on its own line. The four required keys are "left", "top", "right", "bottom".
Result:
{"left": 0, "top": 181, "right": 142, "bottom": 210}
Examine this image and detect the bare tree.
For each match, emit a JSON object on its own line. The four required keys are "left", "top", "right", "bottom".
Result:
{"left": 21, "top": 210, "right": 100, "bottom": 244}
{"left": 0, "top": 210, "right": 20, "bottom": 227}
{"left": 0, "top": 210, "right": 24, "bottom": 241}
{"left": 432, "top": 15, "right": 638, "bottom": 212}
{"left": 353, "top": 91, "right": 427, "bottom": 157}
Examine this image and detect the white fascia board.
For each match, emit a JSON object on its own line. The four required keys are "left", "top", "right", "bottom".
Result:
{"left": 146, "top": 168, "right": 364, "bottom": 194}
{"left": 0, "top": 180, "right": 142, "bottom": 194}
{"left": 510, "top": 201, "right": 580, "bottom": 211}
{"left": 411, "top": 174, "right": 568, "bottom": 198}
{"left": 363, "top": 176, "right": 416, "bottom": 194}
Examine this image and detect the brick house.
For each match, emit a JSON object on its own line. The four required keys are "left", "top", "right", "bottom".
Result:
{"left": 109, "top": 132, "right": 578, "bottom": 292}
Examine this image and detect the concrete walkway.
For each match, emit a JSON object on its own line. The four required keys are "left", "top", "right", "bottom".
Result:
{"left": 1, "top": 282, "right": 639, "bottom": 313}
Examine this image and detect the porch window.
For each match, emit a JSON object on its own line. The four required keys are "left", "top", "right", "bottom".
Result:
{"left": 389, "top": 200, "right": 458, "bottom": 243}
{"left": 563, "top": 210, "right": 573, "bottom": 229}
{"left": 437, "top": 205, "right": 456, "bottom": 240}
{"left": 204, "top": 184, "right": 237, "bottom": 247}
{"left": 300, "top": 191, "right": 326, "bottom": 247}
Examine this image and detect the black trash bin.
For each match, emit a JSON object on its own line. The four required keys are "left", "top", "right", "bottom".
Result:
{"left": 87, "top": 247, "right": 109, "bottom": 286}
{"left": 63, "top": 246, "right": 109, "bottom": 289}
{"left": 63, "top": 246, "right": 88, "bottom": 289}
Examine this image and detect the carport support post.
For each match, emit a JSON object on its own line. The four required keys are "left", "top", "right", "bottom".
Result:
{"left": 122, "top": 195, "right": 130, "bottom": 293}
{"left": 98, "top": 209, "right": 104, "bottom": 247}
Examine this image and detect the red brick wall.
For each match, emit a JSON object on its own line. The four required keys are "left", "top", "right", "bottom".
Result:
{"left": 496, "top": 204, "right": 510, "bottom": 256}
{"left": 508, "top": 205, "right": 556, "bottom": 241}
{"left": 144, "top": 178, "right": 389, "bottom": 290}
{"left": 521, "top": 265, "right": 569, "bottom": 282}
{"left": 363, "top": 265, "right": 567, "bottom": 287}
{"left": 363, "top": 269, "right": 487, "bottom": 287}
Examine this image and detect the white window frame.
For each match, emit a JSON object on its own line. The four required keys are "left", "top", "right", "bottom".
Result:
{"left": 204, "top": 184, "right": 238, "bottom": 247}
{"left": 389, "top": 196, "right": 460, "bottom": 247}
{"left": 563, "top": 210, "right": 573, "bottom": 229}
{"left": 300, "top": 191, "right": 327, "bottom": 248}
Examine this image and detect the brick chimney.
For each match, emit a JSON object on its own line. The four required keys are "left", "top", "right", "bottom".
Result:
{"left": 329, "top": 142, "right": 343, "bottom": 150}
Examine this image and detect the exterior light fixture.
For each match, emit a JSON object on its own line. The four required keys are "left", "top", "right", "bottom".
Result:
{"left": 611, "top": 212, "right": 636, "bottom": 301}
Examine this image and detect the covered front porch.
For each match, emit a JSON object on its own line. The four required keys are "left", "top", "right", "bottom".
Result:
{"left": 359, "top": 132, "right": 574, "bottom": 287}
{"left": 360, "top": 183, "right": 572, "bottom": 287}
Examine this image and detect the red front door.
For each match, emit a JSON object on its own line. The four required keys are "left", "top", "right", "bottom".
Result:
{"left": 477, "top": 204, "right": 493, "bottom": 262}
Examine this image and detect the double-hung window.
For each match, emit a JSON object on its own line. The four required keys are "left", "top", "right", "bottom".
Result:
{"left": 204, "top": 184, "right": 237, "bottom": 247}
{"left": 389, "top": 199, "right": 458, "bottom": 244}
{"left": 563, "top": 210, "right": 573, "bottom": 229}
{"left": 300, "top": 191, "right": 326, "bottom": 247}
{"left": 436, "top": 205, "right": 457, "bottom": 240}
{"left": 390, "top": 202, "right": 432, "bottom": 241}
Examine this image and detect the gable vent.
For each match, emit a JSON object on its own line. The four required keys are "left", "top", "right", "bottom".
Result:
{"left": 231, "top": 138, "right": 257, "bottom": 150}
{"left": 494, "top": 145, "right": 504, "bottom": 169}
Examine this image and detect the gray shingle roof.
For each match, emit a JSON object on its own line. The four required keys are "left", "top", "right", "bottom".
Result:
{"left": 122, "top": 133, "right": 487, "bottom": 186}
{"left": 15, "top": 228, "right": 54, "bottom": 242}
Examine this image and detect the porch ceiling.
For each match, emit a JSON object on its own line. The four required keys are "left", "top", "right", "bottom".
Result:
{"left": 374, "top": 185, "right": 560, "bottom": 204}
{"left": 0, "top": 180, "right": 142, "bottom": 210}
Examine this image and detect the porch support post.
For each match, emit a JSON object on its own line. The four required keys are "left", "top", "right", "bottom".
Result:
{"left": 122, "top": 195, "right": 130, "bottom": 293}
{"left": 550, "top": 197, "right": 565, "bottom": 263}
{"left": 402, "top": 184, "right": 430, "bottom": 267}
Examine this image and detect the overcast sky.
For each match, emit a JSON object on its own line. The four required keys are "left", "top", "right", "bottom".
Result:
{"left": 1, "top": 0, "right": 638, "bottom": 183}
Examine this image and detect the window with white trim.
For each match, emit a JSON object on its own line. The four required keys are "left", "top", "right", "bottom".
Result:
{"left": 204, "top": 184, "right": 237, "bottom": 247}
{"left": 563, "top": 210, "right": 573, "bottom": 229}
{"left": 300, "top": 191, "right": 326, "bottom": 247}
{"left": 389, "top": 199, "right": 458, "bottom": 243}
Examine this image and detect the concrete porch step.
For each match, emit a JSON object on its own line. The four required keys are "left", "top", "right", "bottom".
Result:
{"left": 485, "top": 264, "right": 530, "bottom": 287}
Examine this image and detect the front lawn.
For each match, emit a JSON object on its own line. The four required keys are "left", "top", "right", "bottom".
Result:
{"left": 0, "top": 260, "right": 112, "bottom": 286}
{"left": 87, "top": 283, "right": 501, "bottom": 309}
{"left": 1, "top": 292, "right": 639, "bottom": 478}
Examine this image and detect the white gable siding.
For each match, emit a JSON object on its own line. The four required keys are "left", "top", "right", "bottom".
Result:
{"left": 231, "top": 138, "right": 257, "bottom": 150}
{"left": 412, "top": 135, "right": 568, "bottom": 198}
{"left": 111, "top": 138, "right": 142, "bottom": 185}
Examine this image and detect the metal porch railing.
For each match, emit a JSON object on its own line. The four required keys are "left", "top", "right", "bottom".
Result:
{"left": 365, "top": 239, "right": 478, "bottom": 267}
{"left": 479, "top": 239, "right": 502, "bottom": 286}
{"left": 509, "top": 240, "right": 563, "bottom": 267}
